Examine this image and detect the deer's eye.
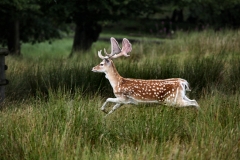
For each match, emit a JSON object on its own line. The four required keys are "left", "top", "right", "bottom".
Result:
{"left": 100, "top": 63, "right": 104, "bottom": 66}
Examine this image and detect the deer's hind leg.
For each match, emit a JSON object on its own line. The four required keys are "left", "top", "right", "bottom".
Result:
{"left": 183, "top": 96, "right": 200, "bottom": 109}
{"left": 175, "top": 89, "right": 200, "bottom": 110}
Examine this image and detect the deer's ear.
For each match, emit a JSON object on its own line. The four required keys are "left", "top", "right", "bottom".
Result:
{"left": 111, "top": 37, "right": 121, "bottom": 55}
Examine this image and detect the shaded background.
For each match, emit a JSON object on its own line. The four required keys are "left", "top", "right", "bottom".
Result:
{"left": 1, "top": 0, "right": 240, "bottom": 56}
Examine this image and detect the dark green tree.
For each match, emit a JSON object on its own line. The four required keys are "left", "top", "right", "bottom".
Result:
{"left": 0, "top": 0, "right": 158, "bottom": 56}
{"left": 53, "top": 0, "right": 158, "bottom": 56}
{"left": 172, "top": 0, "right": 240, "bottom": 28}
{"left": 0, "top": 0, "right": 65, "bottom": 55}
{"left": 189, "top": 0, "right": 240, "bottom": 28}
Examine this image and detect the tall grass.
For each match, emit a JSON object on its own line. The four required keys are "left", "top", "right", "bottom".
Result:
{"left": 1, "top": 30, "right": 240, "bottom": 159}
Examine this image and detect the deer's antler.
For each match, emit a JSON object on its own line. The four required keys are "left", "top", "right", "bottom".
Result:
{"left": 110, "top": 38, "right": 132, "bottom": 59}
{"left": 105, "top": 37, "right": 121, "bottom": 57}
{"left": 98, "top": 50, "right": 107, "bottom": 60}
{"left": 98, "top": 37, "right": 132, "bottom": 60}
{"left": 98, "top": 37, "right": 121, "bottom": 59}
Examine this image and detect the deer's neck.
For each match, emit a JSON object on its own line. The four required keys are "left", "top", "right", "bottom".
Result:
{"left": 105, "top": 63, "right": 122, "bottom": 89}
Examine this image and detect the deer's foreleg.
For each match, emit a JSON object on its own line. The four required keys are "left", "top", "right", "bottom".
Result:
{"left": 105, "top": 103, "right": 122, "bottom": 117}
{"left": 101, "top": 101, "right": 108, "bottom": 113}
{"left": 101, "top": 98, "right": 122, "bottom": 114}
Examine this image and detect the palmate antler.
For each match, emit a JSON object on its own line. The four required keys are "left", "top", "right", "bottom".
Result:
{"left": 98, "top": 37, "right": 132, "bottom": 59}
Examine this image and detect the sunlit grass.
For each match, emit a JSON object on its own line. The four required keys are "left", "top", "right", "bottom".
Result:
{"left": 21, "top": 38, "right": 73, "bottom": 59}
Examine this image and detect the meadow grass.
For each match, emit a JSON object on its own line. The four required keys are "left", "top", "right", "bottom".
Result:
{"left": 1, "top": 30, "right": 240, "bottom": 159}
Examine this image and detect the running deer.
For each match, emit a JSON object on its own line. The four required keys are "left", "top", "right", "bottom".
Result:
{"left": 92, "top": 37, "right": 199, "bottom": 116}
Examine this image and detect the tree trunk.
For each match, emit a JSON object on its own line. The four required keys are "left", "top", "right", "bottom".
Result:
{"left": 178, "top": 9, "right": 184, "bottom": 22}
{"left": 69, "top": 22, "right": 102, "bottom": 57}
{"left": 7, "top": 20, "right": 20, "bottom": 55}
{"left": 171, "top": 9, "right": 184, "bottom": 22}
{"left": 0, "top": 49, "right": 8, "bottom": 105}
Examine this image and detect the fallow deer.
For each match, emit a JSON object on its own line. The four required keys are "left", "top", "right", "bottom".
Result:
{"left": 92, "top": 37, "right": 199, "bottom": 116}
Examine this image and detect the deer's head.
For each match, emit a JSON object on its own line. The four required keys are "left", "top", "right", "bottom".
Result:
{"left": 92, "top": 37, "right": 132, "bottom": 73}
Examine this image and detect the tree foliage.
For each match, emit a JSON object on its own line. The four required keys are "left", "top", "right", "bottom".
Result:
{"left": 59, "top": 0, "right": 159, "bottom": 55}
{"left": 0, "top": 0, "right": 159, "bottom": 55}
{"left": 177, "top": 0, "right": 240, "bottom": 27}
{"left": 1, "top": 0, "right": 240, "bottom": 55}
{"left": 0, "top": 0, "right": 65, "bottom": 55}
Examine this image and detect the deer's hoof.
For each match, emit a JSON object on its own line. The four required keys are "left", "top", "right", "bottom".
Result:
{"left": 101, "top": 109, "right": 108, "bottom": 114}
